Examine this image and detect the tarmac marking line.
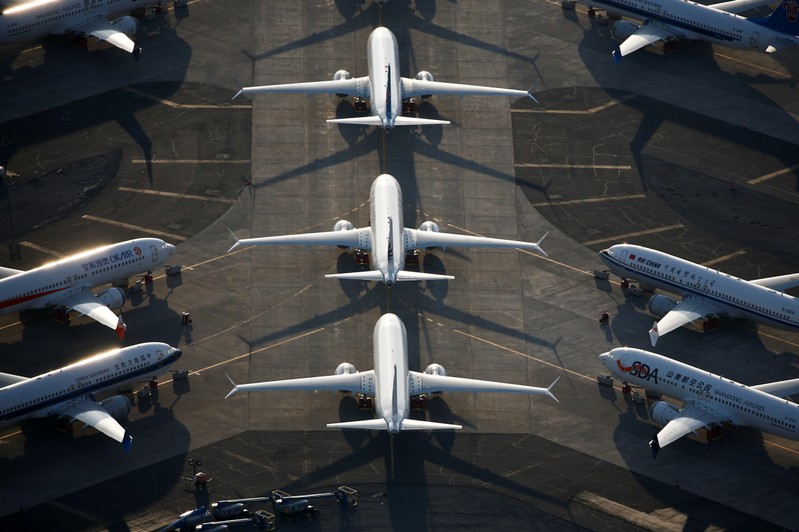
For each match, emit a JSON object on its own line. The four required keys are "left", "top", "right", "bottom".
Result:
{"left": 532, "top": 194, "right": 645, "bottom": 208}
{"left": 515, "top": 163, "right": 632, "bottom": 170}
{"left": 701, "top": 250, "right": 746, "bottom": 268}
{"left": 513, "top": 94, "right": 636, "bottom": 115}
{"left": 573, "top": 491, "right": 689, "bottom": 532}
{"left": 19, "top": 241, "right": 63, "bottom": 257}
{"left": 117, "top": 187, "right": 235, "bottom": 204}
{"left": 746, "top": 165, "right": 799, "bottom": 185}
{"left": 80, "top": 215, "right": 187, "bottom": 241}
{"left": 582, "top": 224, "right": 684, "bottom": 246}
{"left": 131, "top": 159, "right": 251, "bottom": 164}
{"left": 121, "top": 86, "right": 252, "bottom": 110}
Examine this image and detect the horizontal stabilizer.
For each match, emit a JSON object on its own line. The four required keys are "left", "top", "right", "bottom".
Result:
{"left": 391, "top": 116, "right": 451, "bottom": 126}
{"left": 326, "top": 116, "right": 384, "bottom": 127}
{"left": 750, "top": 273, "right": 799, "bottom": 292}
{"left": 752, "top": 377, "right": 799, "bottom": 398}
{"left": 395, "top": 271, "right": 455, "bottom": 282}
{"left": 325, "top": 270, "right": 386, "bottom": 282}
{"left": 327, "top": 419, "right": 388, "bottom": 430}
{"left": 0, "top": 266, "right": 24, "bottom": 279}
{"left": 397, "top": 419, "right": 463, "bottom": 431}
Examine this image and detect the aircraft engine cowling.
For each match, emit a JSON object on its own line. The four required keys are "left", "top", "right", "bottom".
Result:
{"left": 611, "top": 20, "right": 641, "bottom": 42}
{"left": 334, "top": 70, "right": 352, "bottom": 81}
{"left": 418, "top": 221, "right": 439, "bottom": 233}
{"left": 647, "top": 294, "right": 679, "bottom": 318}
{"left": 96, "top": 287, "right": 126, "bottom": 310}
{"left": 334, "top": 220, "right": 354, "bottom": 232}
{"left": 649, "top": 400, "right": 681, "bottom": 426}
{"left": 98, "top": 395, "right": 132, "bottom": 419}
{"left": 111, "top": 16, "right": 138, "bottom": 38}
{"left": 335, "top": 362, "right": 358, "bottom": 375}
{"left": 424, "top": 363, "right": 447, "bottom": 377}
{"left": 414, "top": 71, "right": 435, "bottom": 99}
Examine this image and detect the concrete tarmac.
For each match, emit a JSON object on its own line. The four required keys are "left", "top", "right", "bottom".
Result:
{"left": 0, "top": 0, "right": 798, "bottom": 530}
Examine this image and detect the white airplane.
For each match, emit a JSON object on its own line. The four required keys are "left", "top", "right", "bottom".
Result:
{"left": 0, "top": 238, "right": 176, "bottom": 339}
{"left": 599, "top": 347, "right": 799, "bottom": 457}
{"left": 0, "top": 0, "right": 151, "bottom": 55}
{"left": 567, "top": 0, "right": 799, "bottom": 62}
{"left": 0, "top": 342, "right": 182, "bottom": 451}
{"left": 228, "top": 173, "right": 548, "bottom": 286}
{"left": 233, "top": 26, "right": 536, "bottom": 130}
{"left": 226, "top": 313, "right": 559, "bottom": 435}
{"left": 599, "top": 243, "right": 799, "bottom": 345}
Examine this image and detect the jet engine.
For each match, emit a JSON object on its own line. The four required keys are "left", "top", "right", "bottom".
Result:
{"left": 647, "top": 294, "right": 678, "bottom": 318}
{"left": 611, "top": 20, "right": 641, "bottom": 42}
{"left": 333, "top": 70, "right": 352, "bottom": 97}
{"left": 335, "top": 362, "right": 358, "bottom": 375}
{"left": 111, "top": 16, "right": 138, "bottom": 38}
{"left": 649, "top": 400, "right": 680, "bottom": 426}
{"left": 418, "top": 221, "right": 439, "bottom": 233}
{"left": 96, "top": 288, "right": 126, "bottom": 310}
{"left": 424, "top": 363, "right": 446, "bottom": 376}
{"left": 414, "top": 71, "right": 434, "bottom": 99}
{"left": 99, "top": 395, "right": 132, "bottom": 419}
{"left": 334, "top": 220, "right": 355, "bottom": 249}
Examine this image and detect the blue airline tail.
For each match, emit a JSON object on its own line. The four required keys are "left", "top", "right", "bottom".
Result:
{"left": 751, "top": 1, "right": 799, "bottom": 35}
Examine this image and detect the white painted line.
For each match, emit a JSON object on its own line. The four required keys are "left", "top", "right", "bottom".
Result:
{"left": 121, "top": 86, "right": 251, "bottom": 109}
{"left": 19, "top": 241, "right": 63, "bottom": 257}
{"left": 582, "top": 224, "right": 684, "bottom": 246}
{"left": 117, "top": 187, "right": 235, "bottom": 204}
{"left": 131, "top": 159, "right": 251, "bottom": 164}
{"left": 80, "top": 215, "right": 187, "bottom": 241}
{"left": 532, "top": 194, "right": 645, "bottom": 208}
{"left": 701, "top": 250, "right": 746, "bottom": 268}
{"left": 746, "top": 165, "right": 799, "bottom": 185}
{"left": 516, "top": 163, "right": 632, "bottom": 170}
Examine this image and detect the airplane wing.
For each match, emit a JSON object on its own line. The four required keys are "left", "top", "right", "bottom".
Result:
{"left": 225, "top": 370, "right": 375, "bottom": 399}
{"left": 709, "top": 0, "right": 776, "bottom": 13}
{"left": 405, "top": 228, "right": 548, "bottom": 256}
{"left": 59, "top": 286, "right": 126, "bottom": 339}
{"left": 0, "top": 372, "right": 28, "bottom": 387}
{"left": 401, "top": 78, "right": 531, "bottom": 100}
{"left": 750, "top": 273, "right": 799, "bottom": 291}
{"left": 650, "top": 401, "right": 728, "bottom": 457}
{"left": 51, "top": 396, "right": 133, "bottom": 450}
{"left": 649, "top": 295, "right": 723, "bottom": 346}
{"left": 409, "top": 372, "right": 559, "bottom": 402}
{"left": 69, "top": 16, "right": 138, "bottom": 54}
{"left": 234, "top": 77, "right": 370, "bottom": 99}
{"left": 228, "top": 228, "right": 372, "bottom": 253}
{"left": 752, "top": 377, "right": 799, "bottom": 398}
{"left": 0, "top": 266, "right": 24, "bottom": 279}
{"left": 613, "top": 21, "right": 678, "bottom": 63}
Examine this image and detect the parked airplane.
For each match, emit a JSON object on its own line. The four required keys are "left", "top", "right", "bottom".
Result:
{"left": 598, "top": 243, "right": 799, "bottom": 345}
{"left": 233, "top": 26, "right": 536, "bottom": 130}
{"left": 566, "top": 0, "right": 799, "bottom": 62}
{"left": 0, "top": 238, "right": 176, "bottom": 339}
{"left": 599, "top": 347, "right": 799, "bottom": 457}
{"left": 228, "top": 174, "right": 548, "bottom": 286}
{"left": 0, "top": 0, "right": 152, "bottom": 55}
{"left": 226, "top": 313, "right": 559, "bottom": 435}
{"left": 0, "top": 342, "right": 182, "bottom": 451}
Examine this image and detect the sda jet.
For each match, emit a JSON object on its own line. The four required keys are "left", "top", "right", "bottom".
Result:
{"left": 228, "top": 174, "right": 548, "bottom": 286}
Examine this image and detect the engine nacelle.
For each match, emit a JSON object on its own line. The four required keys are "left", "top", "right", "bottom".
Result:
{"left": 334, "top": 70, "right": 352, "bottom": 81}
{"left": 99, "top": 395, "right": 132, "bottom": 419}
{"left": 418, "top": 221, "right": 439, "bottom": 233}
{"left": 424, "top": 363, "right": 447, "bottom": 377}
{"left": 647, "top": 294, "right": 678, "bottom": 318}
{"left": 415, "top": 70, "right": 434, "bottom": 82}
{"left": 649, "top": 400, "right": 681, "bottom": 426}
{"left": 611, "top": 20, "right": 641, "bottom": 42}
{"left": 211, "top": 501, "right": 246, "bottom": 520}
{"left": 96, "top": 287, "right": 126, "bottom": 310}
{"left": 335, "top": 362, "right": 358, "bottom": 375}
{"left": 334, "top": 219, "right": 354, "bottom": 232}
{"left": 111, "top": 16, "right": 138, "bottom": 38}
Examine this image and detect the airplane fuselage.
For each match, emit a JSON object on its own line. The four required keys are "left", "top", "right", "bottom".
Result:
{"left": 588, "top": 0, "right": 799, "bottom": 51}
{"left": 599, "top": 244, "right": 799, "bottom": 331}
{"left": 0, "top": 238, "right": 175, "bottom": 315}
{"left": 0, "top": 0, "right": 141, "bottom": 44}
{"left": 600, "top": 347, "right": 799, "bottom": 439}
{"left": 372, "top": 313, "right": 410, "bottom": 435}
{"left": 369, "top": 174, "right": 405, "bottom": 285}
{"left": 366, "top": 26, "right": 403, "bottom": 129}
{"left": 0, "top": 342, "right": 182, "bottom": 428}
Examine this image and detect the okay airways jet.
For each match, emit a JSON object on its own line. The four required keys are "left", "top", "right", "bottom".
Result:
{"left": 599, "top": 347, "right": 799, "bottom": 457}
{"left": 0, "top": 238, "right": 176, "bottom": 339}
{"left": 571, "top": 0, "right": 799, "bottom": 62}
{"left": 599, "top": 243, "right": 799, "bottom": 345}
{"left": 233, "top": 26, "right": 536, "bottom": 130}
{"left": 0, "top": 0, "right": 149, "bottom": 55}
{"left": 226, "top": 313, "right": 559, "bottom": 435}
{"left": 228, "top": 174, "right": 549, "bottom": 286}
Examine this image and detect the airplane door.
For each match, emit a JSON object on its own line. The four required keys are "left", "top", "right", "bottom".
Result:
{"left": 151, "top": 244, "right": 158, "bottom": 263}
{"left": 620, "top": 250, "right": 628, "bottom": 264}
{"left": 750, "top": 32, "right": 759, "bottom": 49}
{"left": 156, "top": 349, "right": 163, "bottom": 368}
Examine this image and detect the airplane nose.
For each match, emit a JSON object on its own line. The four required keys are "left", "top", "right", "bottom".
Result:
{"left": 598, "top": 352, "right": 610, "bottom": 366}
{"left": 173, "top": 348, "right": 183, "bottom": 360}
{"left": 166, "top": 243, "right": 176, "bottom": 256}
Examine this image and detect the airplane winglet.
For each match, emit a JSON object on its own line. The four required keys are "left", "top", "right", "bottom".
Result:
{"left": 613, "top": 48, "right": 622, "bottom": 65}
{"left": 231, "top": 76, "right": 245, "bottom": 100}
{"left": 546, "top": 376, "right": 560, "bottom": 403}
{"left": 226, "top": 228, "right": 241, "bottom": 253}
{"left": 648, "top": 321, "right": 659, "bottom": 346}
{"left": 122, "top": 428, "right": 133, "bottom": 454}
{"left": 526, "top": 85, "right": 540, "bottom": 104}
{"left": 535, "top": 231, "right": 549, "bottom": 257}
{"left": 224, "top": 373, "right": 238, "bottom": 399}
{"left": 116, "top": 320, "right": 127, "bottom": 341}
{"left": 649, "top": 432, "right": 660, "bottom": 458}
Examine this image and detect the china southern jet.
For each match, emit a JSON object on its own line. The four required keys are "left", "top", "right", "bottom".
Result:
{"left": 0, "top": 238, "right": 176, "bottom": 339}
{"left": 599, "top": 347, "right": 799, "bottom": 457}
{"left": 228, "top": 174, "right": 548, "bottom": 286}
{"left": 0, "top": 0, "right": 150, "bottom": 55}
{"left": 599, "top": 243, "right": 799, "bottom": 345}
{"left": 233, "top": 26, "right": 536, "bottom": 130}
{"left": 226, "top": 313, "right": 559, "bottom": 435}
{"left": 566, "top": 0, "right": 799, "bottom": 62}
{"left": 0, "top": 342, "right": 182, "bottom": 451}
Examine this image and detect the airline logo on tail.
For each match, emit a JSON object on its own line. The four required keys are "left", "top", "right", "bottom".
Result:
{"left": 783, "top": 0, "right": 799, "bottom": 22}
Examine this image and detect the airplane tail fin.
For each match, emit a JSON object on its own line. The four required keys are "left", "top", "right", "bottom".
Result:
{"left": 116, "top": 319, "right": 127, "bottom": 341}
{"left": 546, "top": 377, "right": 560, "bottom": 403}
{"left": 648, "top": 321, "right": 660, "bottom": 346}
{"left": 122, "top": 428, "right": 133, "bottom": 454}
{"left": 224, "top": 374, "right": 239, "bottom": 399}
{"left": 535, "top": 231, "right": 549, "bottom": 257}
{"left": 751, "top": 3, "right": 799, "bottom": 36}
{"left": 227, "top": 228, "right": 242, "bottom": 253}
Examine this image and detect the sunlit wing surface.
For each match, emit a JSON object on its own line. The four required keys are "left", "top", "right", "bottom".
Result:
{"left": 235, "top": 77, "right": 370, "bottom": 99}
{"left": 410, "top": 372, "right": 559, "bottom": 402}
{"left": 752, "top": 378, "right": 799, "bottom": 398}
{"left": 750, "top": 273, "right": 799, "bottom": 292}
{"left": 405, "top": 228, "right": 548, "bottom": 256}
{"left": 229, "top": 228, "right": 372, "bottom": 253}
{"left": 0, "top": 266, "right": 24, "bottom": 279}
{"left": 616, "top": 21, "right": 678, "bottom": 60}
{"left": 61, "top": 286, "right": 125, "bottom": 336}
{"left": 709, "top": 0, "right": 776, "bottom": 13}
{"left": 0, "top": 372, "right": 28, "bottom": 388}
{"left": 70, "top": 16, "right": 136, "bottom": 53}
{"left": 226, "top": 371, "right": 375, "bottom": 399}
{"left": 651, "top": 402, "right": 727, "bottom": 454}
{"left": 650, "top": 296, "right": 723, "bottom": 345}
{"left": 51, "top": 396, "right": 128, "bottom": 443}
{"left": 402, "top": 79, "right": 530, "bottom": 99}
